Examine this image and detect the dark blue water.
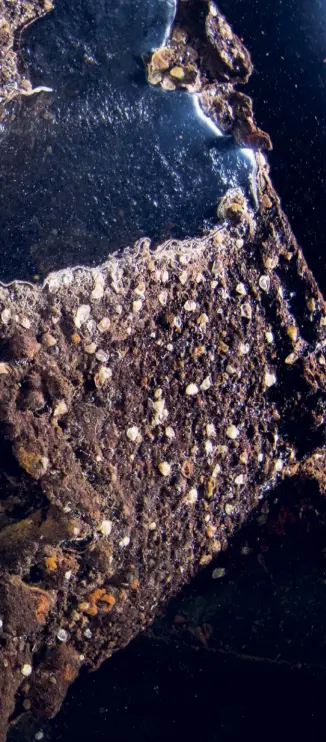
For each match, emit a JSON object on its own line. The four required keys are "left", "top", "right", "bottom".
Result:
{"left": 0, "top": 0, "right": 254, "bottom": 281}
{"left": 220, "top": 0, "right": 326, "bottom": 294}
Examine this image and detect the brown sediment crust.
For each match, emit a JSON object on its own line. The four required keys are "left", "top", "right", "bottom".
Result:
{"left": 0, "top": 1, "right": 326, "bottom": 739}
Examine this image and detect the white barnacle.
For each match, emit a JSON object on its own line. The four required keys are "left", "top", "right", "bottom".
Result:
{"left": 132, "top": 299, "right": 143, "bottom": 313}
{"left": 201, "top": 375, "right": 212, "bottom": 391}
{"left": 21, "top": 664, "right": 33, "bottom": 677}
{"left": 99, "top": 519, "right": 113, "bottom": 536}
{"left": 179, "top": 270, "right": 188, "bottom": 285}
{"left": 226, "top": 424, "right": 239, "bottom": 440}
{"left": 119, "top": 535, "right": 131, "bottom": 547}
{"left": 57, "top": 629, "right": 68, "bottom": 643}
{"left": 184, "top": 300, "right": 197, "bottom": 312}
{"left": 126, "top": 426, "right": 140, "bottom": 442}
{"left": 259, "top": 275, "right": 270, "bottom": 292}
{"left": 186, "top": 488, "right": 198, "bottom": 505}
{"left": 264, "top": 371, "right": 277, "bottom": 388}
{"left": 185, "top": 383, "right": 199, "bottom": 396}
{"left": 97, "top": 317, "right": 111, "bottom": 333}
{"left": 236, "top": 282, "right": 247, "bottom": 296}
{"left": 240, "top": 302, "right": 252, "bottom": 320}
{"left": 205, "top": 440, "right": 214, "bottom": 455}
{"left": 158, "top": 291, "right": 168, "bottom": 306}
{"left": 158, "top": 461, "right": 171, "bottom": 477}
{"left": 206, "top": 423, "right": 216, "bottom": 438}
{"left": 74, "top": 304, "right": 91, "bottom": 329}
{"left": 91, "top": 274, "right": 105, "bottom": 300}
{"left": 238, "top": 343, "right": 249, "bottom": 355}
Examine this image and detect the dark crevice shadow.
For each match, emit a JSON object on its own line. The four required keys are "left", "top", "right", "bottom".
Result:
{"left": 151, "top": 474, "right": 326, "bottom": 670}
{"left": 0, "top": 434, "right": 48, "bottom": 526}
{"left": 9, "top": 474, "right": 326, "bottom": 742}
{"left": 217, "top": 0, "right": 326, "bottom": 297}
{"left": 0, "top": 0, "right": 254, "bottom": 282}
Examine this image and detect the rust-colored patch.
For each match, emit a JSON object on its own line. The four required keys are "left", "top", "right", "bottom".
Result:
{"left": 14, "top": 446, "right": 48, "bottom": 479}
{"left": 100, "top": 593, "right": 116, "bottom": 612}
{"left": 85, "top": 588, "right": 116, "bottom": 616}
{"left": 34, "top": 592, "right": 52, "bottom": 625}
{"left": 44, "top": 556, "right": 57, "bottom": 572}
{"left": 63, "top": 663, "right": 75, "bottom": 682}
{"left": 174, "top": 614, "right": 186, "bottom": 625}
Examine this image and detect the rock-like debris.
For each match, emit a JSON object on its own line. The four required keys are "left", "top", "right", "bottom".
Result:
{"left": 0, "top": 1, "right": 326, "bottom": 740}
{"left": 0, "top": 0, "right": 52, "bottom": 108}
{"left": 147, "top": 0, "right": 272, "bottom": 150}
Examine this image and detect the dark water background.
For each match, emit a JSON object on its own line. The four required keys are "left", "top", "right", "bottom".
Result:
{"left": 221, "top": 0, "right": 326, "bottom": 295}
{"left": 0, "top": 0, "right": 254, "bottom": 282}
{"left": 8, "top": 1, "right": 326, "bottom": 741}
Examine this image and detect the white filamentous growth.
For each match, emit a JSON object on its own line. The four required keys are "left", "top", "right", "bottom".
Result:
{"left": 160, "top": 0, "right": 177, "bottom": 47}
{"left": 158, "top": 0, "right": 224, "bottom": 139}
{"left": 19, "top": 86, "right": 54, "bottom": 96}
{"left": 193, "top": 95, "right": 223, "bottom": 136}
